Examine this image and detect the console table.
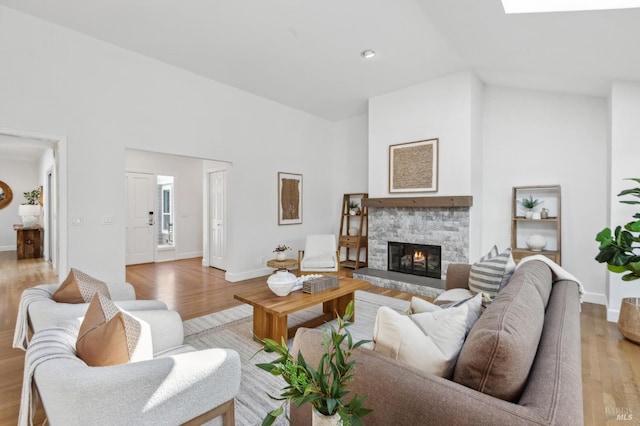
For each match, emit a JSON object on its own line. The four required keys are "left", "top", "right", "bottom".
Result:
{"left": 13, "top": 224, "right": 43, "bottom": 259}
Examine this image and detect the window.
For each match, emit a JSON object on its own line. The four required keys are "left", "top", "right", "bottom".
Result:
{"left": 157, "top": 175, "right": 174, "bottom": 247}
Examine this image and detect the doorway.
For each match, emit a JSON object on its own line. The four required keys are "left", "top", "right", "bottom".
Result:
{"left": 0, "top": 127, "right": 67, "bottom": 278}
{"left": 125, "top": 172, "right": 155, "bottom": 265}
{"left": 208, "top": 170, "right": 226, "bottom": 270}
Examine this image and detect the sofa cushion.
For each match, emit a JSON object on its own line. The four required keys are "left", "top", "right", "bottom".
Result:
{"left": 373, "top": 304, "right": 468, "bottom": 378}
{"left": 468, "top": 246, "right": 515, "bottom": 301}
{"left": 408, "top": 293, "right": 483, "bottom": 334}
{"left": 76, "top": 293, "right": 152, "bottom": 366}
{"left": 52, "top": 268, "right": 111, "bottom": 303}
{"left": 433, "top": 288, "right": 475, "bottom": 305}
{"left": 453, "top": 260, "right": 553, "bottom": 402}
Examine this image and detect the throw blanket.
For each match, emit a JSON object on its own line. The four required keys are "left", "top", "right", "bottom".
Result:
{"left": 13, "top": 287, "right": 54, "bottom": 350}
{"left": 19, "top": 327, "right": 79, "bottom": 426}
{"left": 518, "top": 255, "right": 585, "bottom": 303}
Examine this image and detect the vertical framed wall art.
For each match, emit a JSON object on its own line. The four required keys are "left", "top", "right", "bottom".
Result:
{"left": 278, "top": 172, "right": 302, "bottom": 225}
{"left": 389, "top": 138, "right": 439, "bottom": 193}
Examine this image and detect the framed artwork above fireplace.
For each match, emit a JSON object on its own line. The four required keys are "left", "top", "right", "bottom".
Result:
{"left": 389, "top": 138, "right": 439, "bottom": 193}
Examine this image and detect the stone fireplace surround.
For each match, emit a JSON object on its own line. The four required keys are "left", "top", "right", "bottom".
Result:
{"left": 354, "top": 196, "right": 472, "bottom": 298}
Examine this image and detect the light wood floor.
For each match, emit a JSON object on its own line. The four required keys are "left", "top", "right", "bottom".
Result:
{"left": 1, "top": 254, "right": 639, "bottom": 425}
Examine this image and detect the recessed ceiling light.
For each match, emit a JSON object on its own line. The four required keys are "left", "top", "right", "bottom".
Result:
{"left": 502, "top": 0, "right": 640, "bottom": 14}
{"left": 361, "top": 50, "right": 376, "bottom": 59}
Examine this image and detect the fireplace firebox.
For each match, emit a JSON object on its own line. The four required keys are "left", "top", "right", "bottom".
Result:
{"left": 388, "top": 242, "right": 441, "bottom": 279}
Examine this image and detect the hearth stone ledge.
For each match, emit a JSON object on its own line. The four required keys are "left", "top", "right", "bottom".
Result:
{"left": 354, "top": 268, "right": 445, "bottom": 300}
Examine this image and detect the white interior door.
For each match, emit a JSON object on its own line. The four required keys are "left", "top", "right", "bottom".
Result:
{"left": 209, "top": 170, "right": 225, "bottom": 269}
{"left": 126, "top": 172, "right": 155, "bottom": 265}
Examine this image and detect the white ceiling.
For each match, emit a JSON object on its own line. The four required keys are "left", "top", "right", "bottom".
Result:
{"left": 1, "top": 0, "right": 639, "bottom": 122}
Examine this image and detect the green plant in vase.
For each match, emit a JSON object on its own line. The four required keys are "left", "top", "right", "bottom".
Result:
{"left": 595, "top": 178, "right": 640, "bottom": 281}
{"left": 517, "top": 194, "right": 543, "bottom": 218}
{"left": 255, "top": 301, "right": 372, "bottom": 426}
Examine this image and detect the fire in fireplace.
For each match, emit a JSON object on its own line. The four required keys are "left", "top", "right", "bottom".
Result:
{"left": 388, "top": 241, "right": 441, "bottom": 279}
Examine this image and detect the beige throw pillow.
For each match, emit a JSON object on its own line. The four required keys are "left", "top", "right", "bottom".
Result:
{"left": 76, "top": 293, "right": 152, "bottom": 366}
{"left": 373, "top": 304, "right": 468, "bottom": 378}
{"left": 409, "top": 293, "right": 483, "bottom": 334}
{"left": 52, "top": 268, "right": 111, "bottom": 303}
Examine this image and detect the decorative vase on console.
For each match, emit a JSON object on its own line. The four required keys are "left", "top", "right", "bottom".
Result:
{"left": 18, "top": 188, "right": 42, "bottom": 227}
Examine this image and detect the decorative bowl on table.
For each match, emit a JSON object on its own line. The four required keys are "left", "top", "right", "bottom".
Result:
{"left": 267, "top": 270, "right": 297, "bottom": 296}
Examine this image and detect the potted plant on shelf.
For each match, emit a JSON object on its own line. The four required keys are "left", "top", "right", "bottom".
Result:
{"left": 347, "top": 201, "right": 359, "bottom": 216}
{"left": 517, "top": 194, "right": 543, "bottom": 219}
{"left": 273, "top": 244, "right": 291, "bottom": 261}
{"left": 595, "top": 178, "right": 640, "bottom": 344}
{"left": 255, "top": 301, "right": 372, "bottom": 426}
{"left": 18, "top": 188, "right": 41, "bottom": 227}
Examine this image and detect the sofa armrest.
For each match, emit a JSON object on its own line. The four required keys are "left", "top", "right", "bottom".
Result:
{"left": 445, "top": 263, "right": 472, "bottom": 290}
{"left": 33, "top": 333, "right": 241, "bottom": 426}
{"left": 128, "top": 309, "right": 184, "bottom": 353}
{"left": 290, "top": 328, "right": 561, "bottom": 426}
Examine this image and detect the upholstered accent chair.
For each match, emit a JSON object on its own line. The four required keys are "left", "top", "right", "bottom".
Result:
{"left": 21, "top": 309, "right": 241, "bottom": 426}
{"left": 14, "top": 281, "right": 166, "bottom": 350}
{"left": 297, "top": 234, "right": 340, "bottom": 276}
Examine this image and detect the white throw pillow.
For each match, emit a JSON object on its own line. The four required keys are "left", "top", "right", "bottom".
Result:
{"left": 433, "top": 288, "right": 475, "bottom": 305}
{"left": 409, "top": 293, "right": 483, "bottom": 334}
{"left": 372, "top": 304, "right": 468, "bottom": 378}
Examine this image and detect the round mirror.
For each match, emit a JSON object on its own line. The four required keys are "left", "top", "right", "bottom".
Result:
{"left": 0, "top": 180, "right": 13, "bottom": 210}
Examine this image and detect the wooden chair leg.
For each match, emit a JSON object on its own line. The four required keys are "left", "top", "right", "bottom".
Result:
{"left": 182, "top": 399, "right": 235, "bottom": 426}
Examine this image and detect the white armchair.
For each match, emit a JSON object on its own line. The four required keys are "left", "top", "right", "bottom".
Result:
{"left": 14, "top": 282, "right": 167, "bottom": 350}
{"left": 298, "top": 234, "right": 340, "bottom": 276}
{"left": 20, "top": 309, "right": 241, "bottom": 426}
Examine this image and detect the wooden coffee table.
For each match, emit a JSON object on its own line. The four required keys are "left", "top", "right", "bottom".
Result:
{"left": 233, "top": 277, "right": 370, "bottom": 343}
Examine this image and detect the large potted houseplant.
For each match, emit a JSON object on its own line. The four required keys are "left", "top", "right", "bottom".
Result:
{"left": 595, "top": 178, "right": 640, "bottom": 344}
{"left": 255, "top": 301, "right": 372, "bottom": 426}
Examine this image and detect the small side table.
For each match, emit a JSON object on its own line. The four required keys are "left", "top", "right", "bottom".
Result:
{"left": 13, "top": 224, "right": 43, "bottom": 260}
{"left": 266, "top": 258, "right": 298, "bottom": 272}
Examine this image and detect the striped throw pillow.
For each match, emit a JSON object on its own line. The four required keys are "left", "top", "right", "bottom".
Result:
{"left": 468, "top": 246, "right": 515, "bottom": 302}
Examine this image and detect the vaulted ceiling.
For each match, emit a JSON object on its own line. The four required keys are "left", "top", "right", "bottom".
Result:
{"left": 1, "top": 0, "right": 639, "bottom": 122}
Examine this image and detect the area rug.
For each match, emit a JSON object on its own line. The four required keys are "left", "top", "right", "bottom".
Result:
{"left": 182, "top": 290, "right": 409, "bottom": 425}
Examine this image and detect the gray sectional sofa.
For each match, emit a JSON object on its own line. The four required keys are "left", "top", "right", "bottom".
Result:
{"left": 290, "top": 260, "right": 583, "bottom": 425}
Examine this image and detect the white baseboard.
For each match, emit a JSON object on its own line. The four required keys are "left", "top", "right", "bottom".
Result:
{"left": 225, "top": 267, "right": 272, "bottom": 283}
{"left": 582, "top": 291, "right": 607, "bottom": 306}
{"left": 202, "top": 258, "right": 209, "bottom": 267}
{"left": 607, "top": 308, "right": 620, "bottom": 323}
{"left": 176, "top": 251, "right": 202, "bottom": 260}
{"left": 0, "top": 245, "right": 16, "bottom": 252}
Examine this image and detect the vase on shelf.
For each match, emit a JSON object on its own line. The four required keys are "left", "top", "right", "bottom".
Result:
{"left": 275, "top": 252, "right": 287, "bottom": 261}
{"left": 524, "top": 209, "right": 533, "bottom": 219}
{"left": 526, "top": 234, "right": 547, "bottom": 251}
{"left": 312, "top": 407, "right": 341, "bottom": 426}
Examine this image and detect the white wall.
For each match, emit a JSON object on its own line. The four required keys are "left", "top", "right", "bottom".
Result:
{"left": 369, "top": 71, "right": 482, "bottom": 261}
{"left": 607, "top": 81, "right": 640, "bottom": 321}
{"left": 125, "top": 150, "right": 206, "bottom": 261}
{"left": 368, "top": 73, "right": 609, "bottom": 304}
{"left": 0, "top": 6, "right": 363, "bottom": 282}
{"left": 330, "top": 114, "right": 369, "bottom": 234}
{"left": 369, "top": 71, "right": 476, "bottom": 198}
{"left": 0, "top": 158, "right": 39, "bottom": 250}
{"left": 482, "top": 86, "right": 608, "bottom": 304}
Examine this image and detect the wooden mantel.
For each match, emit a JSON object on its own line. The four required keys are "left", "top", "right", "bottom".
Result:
{"left": 362, "top": 196, "right": 473, "bottom": 208}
